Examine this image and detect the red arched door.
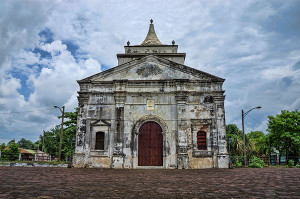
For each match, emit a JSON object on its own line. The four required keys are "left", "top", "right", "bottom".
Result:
{"left": 138, "top": 122, "right": 163, "bottom": 166}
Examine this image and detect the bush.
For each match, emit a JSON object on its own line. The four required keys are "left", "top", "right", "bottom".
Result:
{"left": 232, "top": 156, "right": 243, "bottom": 167}
{"left": 288, "top": 160, "right": 294, "bottom": 167}
{"left": 1, "top": 143, "right": 20, "bottom": 161}
{"left": 235, "top": 160, "right": 242, "bottom": 168}
{"left": 296, "top": 164, "right": 300, "bottom": 168}
{"left": 249, "top": 156, "right": 264, "bottom": 168}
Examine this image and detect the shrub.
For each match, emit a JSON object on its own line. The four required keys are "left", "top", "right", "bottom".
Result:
{"left": 296, "top": 164, "right": 300, "bottom": 168}
{"left": 1, "top": 143, "right": 20, "bottom": 161}
{"left": 235, "top": 160, "right": 242, "bottom": 168}
{"left": 288, "top": 160, "right": 294, "bottom": 167}
{"left": 232, "top": 156, "right": 243, "bottom": 167}
{"left": 249, "top": 156, "right": 264, "bottom": 168}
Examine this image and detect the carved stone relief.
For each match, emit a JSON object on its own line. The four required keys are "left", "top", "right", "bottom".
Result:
{"left": 136, "top": 63, "right": 162, "bottom": 77}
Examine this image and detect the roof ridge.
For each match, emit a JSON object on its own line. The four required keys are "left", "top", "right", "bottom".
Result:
{"left": 78, "top": 55, "right": 224, "bottom": 82}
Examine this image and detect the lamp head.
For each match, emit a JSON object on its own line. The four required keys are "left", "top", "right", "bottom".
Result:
{"left": 54, "top": 105, "right": 58, "bottom": 108}
{"left": 256, "top": 106, "right": 262, "bottom": 109}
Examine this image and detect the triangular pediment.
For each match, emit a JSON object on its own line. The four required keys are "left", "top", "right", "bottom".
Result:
{"left": 90, "top": 119, "right": 111, "bottom": 126}
{"left": 78, "top": 55, "right": 224, "bottom": 83}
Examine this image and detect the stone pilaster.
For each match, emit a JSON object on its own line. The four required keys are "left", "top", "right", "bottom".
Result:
{"left": 214, "top": 95, "right": 229, "bottom": 168}
{"left": 175, "top": 90, "right": 190, "bottom": 169}
{"left": 112, "top": 80, "right": 127, "bottom": 168}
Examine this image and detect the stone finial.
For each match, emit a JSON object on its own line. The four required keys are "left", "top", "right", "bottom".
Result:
{"left": 150, "top": 19, "right": 153, "bottom": 24}
{"left": 141, "top": 20, "right": 163, "bottom": 45}
{"left": 172, "top": 40, "right": 175, "bottom": 45}
{"left": 127, "top": 41, "right": 130, "bottom": 46}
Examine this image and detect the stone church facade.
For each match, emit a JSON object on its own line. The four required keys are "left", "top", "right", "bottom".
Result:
{"left": 73, "top": 20, "right": 229, "bottom": 169}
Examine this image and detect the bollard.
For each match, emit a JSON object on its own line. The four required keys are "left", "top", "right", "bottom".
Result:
{"left": 19, "top": 154, "right": 21, "bottom": 161}
{"left": 0, "top": 150, "right": 1, "bottom": 160}
{"left": 50, "top": 155, "right": 52, "bottom": 161}
{"left": 35, "top": 154, "right": 37, "bottom": 161}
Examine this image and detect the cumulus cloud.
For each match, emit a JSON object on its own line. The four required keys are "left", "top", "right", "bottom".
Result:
{"left": 1, "top": 0, "right": 300, "bottom": 142}
{"left": 0, "top": 16, "right": 101, "bottom": 142}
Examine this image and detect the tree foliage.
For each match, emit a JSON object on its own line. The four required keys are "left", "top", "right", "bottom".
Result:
{"left": 226, "top": 124, "right": 267, "bottom": 160}
{"left": 17, "top": 138, "right": 34, "bottom": 149}
{"left": 267, "top": 109, "right": 300, "bottom": 164}
{"left": 1, "top": 140, "right": 20, "bottom": 161}
{"left": 247, "top": 131, "right": 269, "bottom": 156}
{"left": 0, "top": 143, "right": 5, "bottom": 150}
{"left": 226, "top": 124, "right": 244, "bottom": 156}
{"left": 40, "top": 108, "right": 78, "bottom": 160}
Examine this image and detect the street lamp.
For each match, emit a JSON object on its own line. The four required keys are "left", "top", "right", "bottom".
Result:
{"left": 242, "top": 106, "right": 261, "bottom": 166}
{"left": 54, "top": 105, "right": 65, "bottom": 161}
{"left": 228, "top": 137, "right": 233, "bottom": 169}
{"left": 68, "top": 137, "right": 75, "bottom": 168}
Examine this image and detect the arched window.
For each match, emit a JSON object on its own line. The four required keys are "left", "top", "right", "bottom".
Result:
{"left": 95, "top": 132, "right": 105, "bottom": 150}
{"left": 197, "top": 131, "right": 207, "bottom": 150}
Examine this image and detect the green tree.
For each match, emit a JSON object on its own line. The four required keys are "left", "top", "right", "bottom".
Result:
{"left": 1, "top": 141, "right": 20, "bottom": 161}
{"left": 226, "top": 124, "right": 244, "bottom": 156}
{"left": 60, "top": 109, "right": 78, "bottom": 160}
{"left": 40, "top": 126, "right": 60, "bottom": 156}
{"left": 7, "top": 139, "right": 16, "bottom": 146}
{"left": 40, "top": 108, "right": 78, "bottom": 161}
{"left": 226, "top": 124, "right": 258, "bottom": 165}
{"left": 33, "top": 140, "right": 42, "bottom": 151}
{"left": 247, "top": 131, "right": 269, "bottom": 156}
{"left": 267, "top": 110, "right": 300, "bottom": 165}
{"left": 0, "top": 143, "right": 6, "bottom": 150}
{"left": 17, "top": 138, "right": 34, "bottom": 149}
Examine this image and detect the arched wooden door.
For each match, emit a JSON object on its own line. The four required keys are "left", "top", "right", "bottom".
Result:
{"left": 138, "top": 121, "right": 163, "bottom": 166}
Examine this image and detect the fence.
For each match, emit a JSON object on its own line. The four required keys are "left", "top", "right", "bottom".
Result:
{"left": 230, "top": 155, "right": 300, "bottom": 166}
{"left": 260, "top": 155, "right": 299, "bottom": 165}
{"left": 0, "top": 150, "right": 73, "bottom": 163}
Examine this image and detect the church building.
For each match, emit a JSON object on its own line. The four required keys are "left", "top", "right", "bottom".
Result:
{"left": 73, "top": 20, "right": 229, "bottom": 169}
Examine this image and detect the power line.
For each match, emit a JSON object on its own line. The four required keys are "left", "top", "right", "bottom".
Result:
{"left": 0, "top": 108, "right": 55, "bottom": 115}
{"left": 247, "top": 114, "right": 268, "bottom": 128}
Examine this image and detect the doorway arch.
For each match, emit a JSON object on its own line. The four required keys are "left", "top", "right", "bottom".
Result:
{"left": 138, "top": 121, "right": 163, "bottom": 166}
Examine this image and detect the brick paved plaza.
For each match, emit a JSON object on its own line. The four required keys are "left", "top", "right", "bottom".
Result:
{"left": 0, "top": 167, "right": 299, "bottom": 198}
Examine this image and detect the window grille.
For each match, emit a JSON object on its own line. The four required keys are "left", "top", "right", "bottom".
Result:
{"left": 197, "top": 131, "right": 207, "bottom": 150}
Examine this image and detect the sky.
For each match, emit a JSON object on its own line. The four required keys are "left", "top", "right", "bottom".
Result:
{"left": 0, "top": 0, "right": 300, "bottom": 144}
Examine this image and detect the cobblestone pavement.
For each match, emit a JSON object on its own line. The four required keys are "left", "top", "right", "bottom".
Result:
{"left": 0, "top": 167, "right": 299, "bottom": 198}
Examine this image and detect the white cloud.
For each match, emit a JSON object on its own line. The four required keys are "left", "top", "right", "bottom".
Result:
{"left": 0, "top": 77, "right": 21, "bottom": 98}
{"left": 261, "top": 64, "right": 300, "bottom": 80}
{"left": 1, "top": 0, "right": 300, "bottom": 142}
{"left": 0, "top": 37, "right": 101, "bottom": 142}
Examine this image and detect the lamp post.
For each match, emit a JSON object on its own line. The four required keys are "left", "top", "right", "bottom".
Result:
{"left": 228, "top": 137, "right": 233, "bottom": 169}
{"left": 54, "top": 105, "right": 65, "bottom": 161}
{"left": 242, "top": 106, "right": 261, "bottom": 166}
{"left": 68, "top": 137, "right": 75, "bottom": 168}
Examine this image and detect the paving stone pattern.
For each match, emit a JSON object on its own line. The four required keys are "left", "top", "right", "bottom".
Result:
{"left": 0, "top": 167, "right": 299, "bottom": 198}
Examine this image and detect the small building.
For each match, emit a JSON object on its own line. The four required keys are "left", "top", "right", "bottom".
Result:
{"left": 20, "top": 148, "right": 36, "bottom": 161}
{"left": 36, "top": 150, "right": 51, "bottom": 161}
{"left": 74, "top": 20, "right": 229, "bottom": 169}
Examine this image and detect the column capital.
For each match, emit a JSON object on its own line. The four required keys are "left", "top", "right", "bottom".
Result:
{"left": 114, "top": 91, "right": 127, "bottom": 107}
{"left": 175, "top": 91, "right": 189, "bottom": 103}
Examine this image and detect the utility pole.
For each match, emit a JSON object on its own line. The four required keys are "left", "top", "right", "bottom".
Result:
{"left": 242, "top": 110, "right": 246, "bottom": 166}
{"left": 54, "top": 105, "right": 65, "bottom": 161}
{"left": 42, "top": 130, "right": 45, "bottom": 152}
{"left": 242, "top": 106, "right": 261, "bottom": 166}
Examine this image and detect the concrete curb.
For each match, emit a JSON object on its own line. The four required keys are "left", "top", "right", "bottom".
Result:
{"left": 0, "top": 162, "right": 68, "bottom": 167}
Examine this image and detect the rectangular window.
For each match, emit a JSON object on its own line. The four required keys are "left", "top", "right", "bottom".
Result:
{"left": 95, "top": 132, "right": 105, "bottom": 150}
{"left": 197, "top": 131, "right": 207, "bottom": 150}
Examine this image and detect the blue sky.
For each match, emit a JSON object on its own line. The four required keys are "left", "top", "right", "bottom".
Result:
{"left": 0, "top": 0, "right": 300, "bottom": 143}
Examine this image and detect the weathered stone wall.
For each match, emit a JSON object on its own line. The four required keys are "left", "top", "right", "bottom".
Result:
{"left": 117, "top": 55, "right": 185, "bottom": 65}
{"left": 124, "top": 46, "right": 178, "bottom": 54}
{"left": 74, "top": 71, "right": 228, "bottom": 169}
